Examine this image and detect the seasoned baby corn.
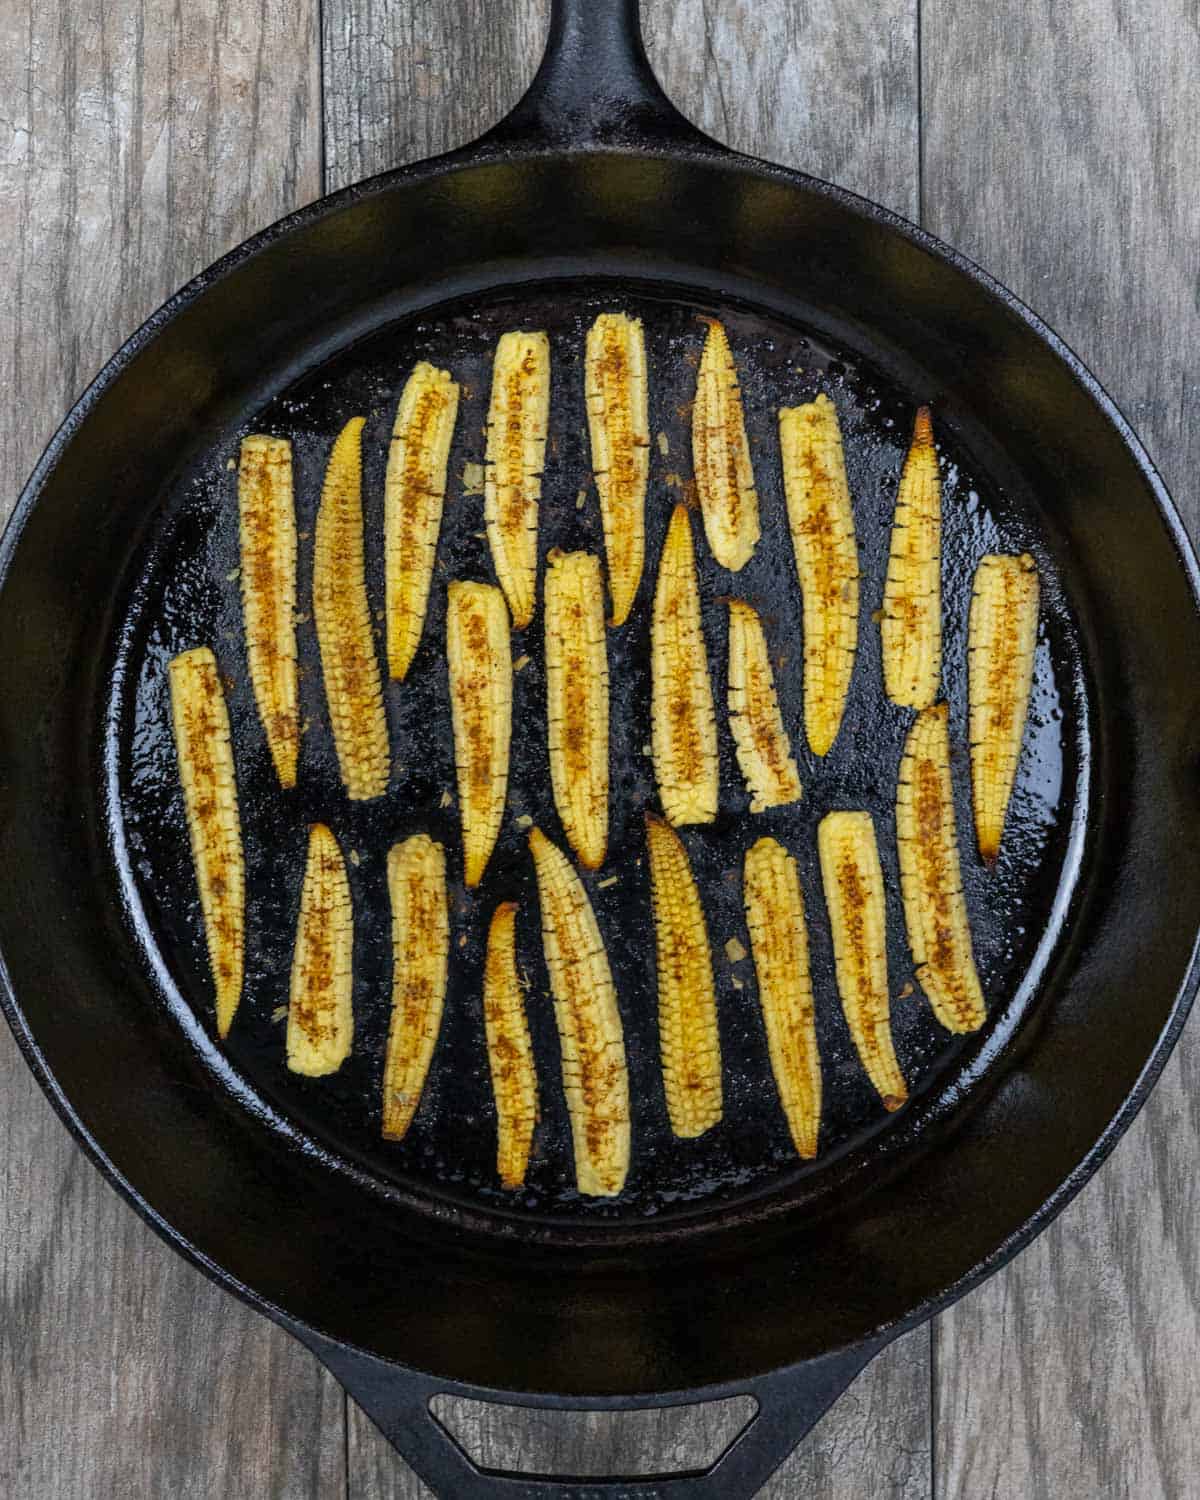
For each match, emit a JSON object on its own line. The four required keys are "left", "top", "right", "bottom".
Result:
{"left": 692, "top": 320, "right": 760, "bottom": 570}
{"left": 545, "top": 550, "right": 609, "bottom": 870}
{"left": 585, "top": 313, "right": 649, "bottom": 626}
{"left": 483, "top": 901, "right": 539, "bottom": 1189}
{"left": 168, "top": 647, "right": 244, "bottom": 1039}
{"left": 238, "top": 436, "right": 299, "bottom": 788}
{"left": 447, "top": 581, "right": 512, "bottom": 887}
{"left": 385, "top": 361, "right": 460, "bottom": 680}
{"left": 968, "top": 553, "right": 1039, "bottom": 863}
{"left": 743, "top": 836, "right": 822, "bottom": 1158}
{"left": 651, "top": 504, "right": 719, "bottom": 826}
{"left": 484, "top": 330, "right": 550, "bottom": 629}
{"left": 897, "top": 705, "right": 986, "bottom": 1033}
{"left": 881, "top": 406, "right": 942, "bottom": 709}
{"left": 287, "top": 823, "right": 354, "bottom": 1077}
{"left": 644, "top": 814, "right": 723, "bottom": 1139}
{"left": 779, "top": 395, "right": 860, "bottom": 756}
{"left": 817, "top": 811, "right": 907, "bottom": 1111}
{"left": 313, "top": 416, "right": 389, "bottom": 801}
{"left": 528, "top": 827, "right": 630, "bottom": 1197}
{"left": 727, "top": 599, "right": 802, "bottom": 812}
{"left": 382, "top": 834, "right": 449, "bottom": 1142}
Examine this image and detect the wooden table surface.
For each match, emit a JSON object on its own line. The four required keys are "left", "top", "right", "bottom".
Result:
{"left": 1, "top": 1, "right": 1197, "bottom": 1495}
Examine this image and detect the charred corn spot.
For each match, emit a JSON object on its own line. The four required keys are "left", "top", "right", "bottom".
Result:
{"left": 651, "top": 504, "right": 719, "bottom": 826}
{"left": 287, "top": 823, "right": 354, "bottom": 1076}
{"left": 779, "top": 394, "right": 860, "bottom": 756}
{"left": 586, "top": 314, "right": 649, "bottom": 626}
{"left": 692, "top": 320, "right": 760, "bottom": 570}
{"left": 644, "top": 814, "right": 723, "bottom": 1138}
{"left": 727, "top": 599, "right": 802, "bottom": 813}
{"left": 817, "top": 811, "right": 907, "bottom": 1110}
{"left": 238, "top": 436, "right": 299, "bottom": 788}
{"left": 743, "top": 836, "right": 822, "bottom": 1158}
{"left": 382, "top": 834, "right": 449, "bottom": 1141}
{"left": 447, "top": 581, "right": 512, "bottom": 887}
{"left": 897, "top": 704, "right": 985, "bottom": 1033}
{"left": 483, "top": 901, "right": 539, "bottom": 1188}
{"left": 168, "top": 647, "right": 244, "bottom": 1039}
{"left": 386, "top": 362, "right": 460, "bottom": 680}
{"left": 528, "top": 827, "right": 630, "bottom": 1197}
{"left": 882, "top": 406, "right": 942, "bottom": 709}
{"left": 545, "top": 550, "right": 609, "bottom": 870}
{"left": 484, "top": 330, "right": 549, "bottom": 629}
{"left": 313, "top": 417, "right": 389, "bottom": 801}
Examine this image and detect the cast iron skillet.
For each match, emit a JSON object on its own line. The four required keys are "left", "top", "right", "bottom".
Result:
{"left": 3, "top": 2, "right": 1199, "bottom": 1495}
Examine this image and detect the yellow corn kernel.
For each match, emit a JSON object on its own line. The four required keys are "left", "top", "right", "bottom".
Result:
{"left": 382, "top": 834, "right": 449, "bottom": 1141}
{"left": 545, "top": 550, "right": 609, "bottom": 870}
{"left": 881, "top": 406, "right": 942, "bottom": 709}
{"left": 483, "top": 901, "right": 539, "bottom": 1189}
{"left": 692, "top": 320, "right": 760, "bottom": 570}
{"left": 484, "top": 330, "right": 550, "bottom": 629}
{"left": 585, "top": 313, "right": 649, "bottom": 626}
{"left": 287, "top": 823, "right": 354, "bottom": 1076}
{"left": 447, "top": 580, "right": 512, "bottom": 887}
{"left": 727, "top": 599, "right": 801, "bottom": 812}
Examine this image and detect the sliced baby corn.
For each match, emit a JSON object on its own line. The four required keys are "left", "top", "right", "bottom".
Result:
{"left": 313, "top": 416, "right": 389, "bottom": 801}
{"left": 528, "top": 827, "right": 630, "bottom": 1197}
{"left": 447, "top": 581, "right": 512, "bottom": 887}
{"left": 484, "top": 330, "right": 550, "bottom": 629}
{"left": 586, "top": 313, "right": 649, "bottom": 626}
{"left": 168, "top": 647, "right": 244, "bottom": 1039}
{"left": 382, "top": 834, "right": 449, "bottom": 1141}
{"left": 238, "top": 436, "right": 299, "bottom": 788}
{"left": 545, "top": 550, "right": 609, "bottom": 870}
{"left": 287, "top": 823, "right": 354, "bottom": 1077}
{"left": 897, "top": 705, "right": 986, "bottom": 1033}
{"left": 692, "top": 320, "right": 760, "bottom": 570}
{"left": 644, "top": 814, "right": 723, "bottom": 1139}
{"left": 968, "top": 553, "right": 1039, "bottom": 863}
{"left": 743, "top": 836, "right": 822, "bottom": 1158}
{"left": 881, "top": 406, "right": 942, "bottom": 709}
{"left": 385, "top": 361, "right": 460, "bottom": 681}
{"left": 483, "top": 901, "right": 539, "bottom": 1189}
{"left": 817, "top": 811, "right": 907, "bottom": 1111}
{"left": 779, "top": 394, "right": 860, "bottom": 756}
{"left": 651, "top": 504, "right": 719, "bottom": 826}
{"left": 727, "top": 599, "right": 802, "bottom": 812}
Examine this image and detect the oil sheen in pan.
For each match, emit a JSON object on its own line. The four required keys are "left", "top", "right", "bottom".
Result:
{"left": 108, "top": 282, "right": 1087, "bottom": 1225}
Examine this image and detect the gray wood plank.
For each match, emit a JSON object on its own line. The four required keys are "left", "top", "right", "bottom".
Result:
{"left": 923, "top": 3, "right": 1200, "bottom": 1497}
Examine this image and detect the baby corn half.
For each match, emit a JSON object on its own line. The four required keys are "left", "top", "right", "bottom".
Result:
{"left": 385, "top": 361, "right": 460, "bottom": 681}
{"left": 484, "top": 330, "right": 550, "bottom": 629}
{"left": 287, "top": 823, "right": 354, "bottom": 1077}
{"left": 897, "top": 704, "right": 986, "bottom": 1034}
{"left": 238, "top": 435, "right": 298, "bottom": 788}
{"left": 528, "top": 827, "right": 630, "bottom": 1197}
{"left": 483, "top": 901, "right": 539, "bottom": 1189}
{"left": 692, "top": 320, "right": 760, "bottom": 570}
{"left": 779, "top": 394, "right": 860, "bottom": 756}
{"left": 881, "top": 406, "right": 942, "bottom": 709}
{"left": 545, "top": 550, "right": 609, "bottom": 870}
{"left": 585, "top": 313, "right": 649, "bottom": 626}
{"left": 651, "top": 504, "right": 719, "bottom": 826}
{"left": 168, "top": 647, "right": 244, "bottom": 1039}
{"left": 968, "top": 553, "right": 1039, "bottom": 863}
{"left": 743, "top": 836, "right": 822, "bottom": 1159}
{"left": 817, "top": 811, "right": 907, "bottom": 1111}
{"left": 382, "top": 834, "right": 449, "bottom": 1142}
{"left": 644, "top": 814, "right": 723, "bottom": 1139}
{"left": 727, "top": 599, "right": 802, "bottom": 812}
{"left": 313, "top": 416, "right": 389, "bottom": 801}
{"left": 447, "top": 581, "right": 513, "bottom": 887}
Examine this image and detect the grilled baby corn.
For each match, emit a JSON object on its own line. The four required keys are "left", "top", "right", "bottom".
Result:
{"left": 644, "top": 814, "right": 723, "bottom": 1138}
{"left": 168, "top": 647, "right": 244, "bottom": 1039}
{"left": 447, "top": 581, "right": 512, "bottom": 887}
{"left": 692, "top": 320, "right": 760, "bottom": 570}
{"left": 881, "top": 406, "right": 942, "bottom": 709}
{"left": 287, "top": 823, "right": 354, "bottom": 1076}
{"left": 545, "top": 550, "right": 609, "bottom": 870}
{"left": 585, "top": 313, "right": 649, "bottom": 626}
{"left": 528, "top": 827, "right": 630, "bottom": 1197}
{"left": 484, "top": 330, "right": 550, "bottom": 629}
{"left": 727, "top": 599, "right": 802, "bottom": 812}
{"left": 386, "top": 361, "right": 460, "bottom": 680}
{"left": 897, "top": 705, "right": 986, "bottom": 1033}
{"left": 817, "top": 811, "right": 907, "bottom": 1111}
{"left": 382, "top": 834, "right": 449, "bottom": 1141}
{"left": 779, "top": 394, "right": 860, "bottom": 756}
{"left": 483, "top": 901, "right": 539, "bottom": 1189}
